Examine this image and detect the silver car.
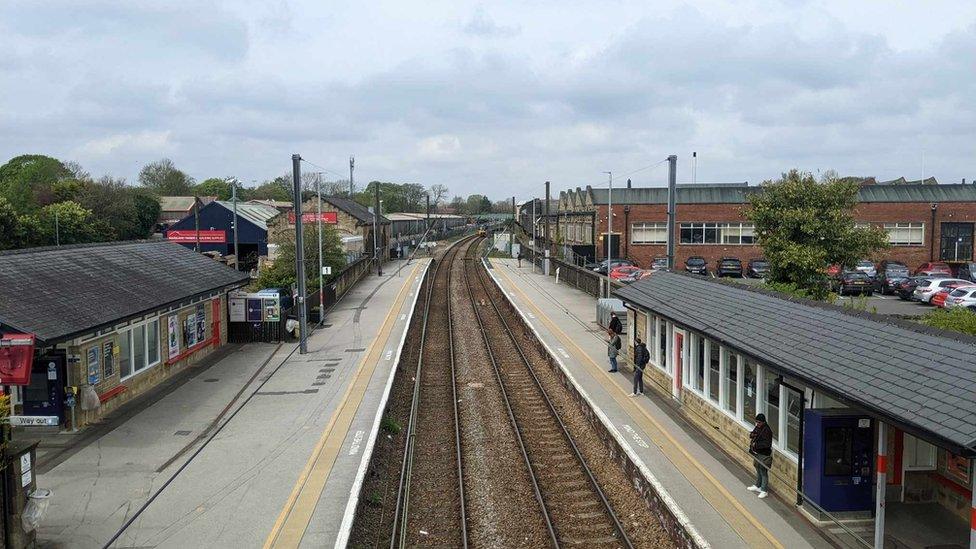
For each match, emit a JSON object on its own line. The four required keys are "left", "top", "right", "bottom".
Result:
{"left": 854, "top": 259, "right": 877, "bottom": 279}
{"left": 913, "top": 278, "right": 969, "bottom": 303}
{"left": 944, "top": 286, "right": 976, "bottom": 309}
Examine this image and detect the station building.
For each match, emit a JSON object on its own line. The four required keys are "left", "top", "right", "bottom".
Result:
{"left": 267, "top": 195, "right": 390, "bottom": 261}
{"left": 552, "top": 179, "right": 976, "bottom": 269}
{"left": 615, "top": 271, "right": 976, "bottom": 546}
{"left": 0, "top": 241, "right": 249, "bottom": 430}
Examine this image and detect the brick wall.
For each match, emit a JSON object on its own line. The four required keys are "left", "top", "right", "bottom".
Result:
{"left": 582, "top": 201, "right": 976, "bottom": 271}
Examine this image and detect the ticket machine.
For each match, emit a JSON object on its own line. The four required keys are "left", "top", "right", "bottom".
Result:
{"left": 802, "top": 409, "right": 874, "bottom": 512}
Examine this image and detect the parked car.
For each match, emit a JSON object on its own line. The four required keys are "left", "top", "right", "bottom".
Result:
{"left": 876, "top": 261, "right": 910, "bottom": 294}
{"left": 945, "top": 286, "right": 976, "bottom": 309}
{"left": 853, "top": 259, "right": 877, "bottom": 279}
{"left": 746, "top": 258, "right": 770, "bottom": 278}
{"left": 593, "top": 259, "right": 636, "bottom": 274}
{"left": 684, "top": 256, "right": 708, "bottom": 275}
{"left": 895, "top": 276, "right": 930, "bottom": 300}
{"left": 826, "top": 264, "right": 843, "bottom": 279}
{"left": 913, "top": 278, "right": 969, "bottom": 303}
{"left": 931, "top": 281, "right": 975, "bottom": 308}
{"left": 716, "top": 257, "right": 743, "bottom": 277}
{"left": 956, "top": 261, "right": 976, "bottom": 283}
{"left": 836, "top": 272, "right": 874, "bottom": 296}
{"left": 651, "top": 256, "right": 669, "bottom": 270}
{"left": 609, "top": 265, "right": 641, "bottom": 280}
{"left": 619, "top": 269, "right": 654, "bottom": 284}
{"left": 915, "top": 262, "right": 952, "bottom": 276}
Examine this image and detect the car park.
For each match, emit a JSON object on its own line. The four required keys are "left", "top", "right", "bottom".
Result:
{"left": 945, "top": 287, "right": 976, "bottom": 309}
{"left": 716, "top": 257, "right": 743, "bottom": 277}
{"left": 931, "top": 281, "right": 975, "bottom": 308}
{"left": 915, "top": 261, "right": 952, "bottom": 276}
{"left": 876, "top": 261, "right": 910, "bottom": 294}
{"left": 651, "top": 257, "right": 669, "bottom": 270}
{"left": 956, "top": 261, "right": 976, "bottom": 283}
{"left": 835, "top": 271, "right": 873, "bottom": 296}
{"left": 619, "top": 269, "right": 654, "bottom": 284}
{"left": 746, "top": 258, "right": 770, "bottom": 278}
{"left": 685, "top": 256, "right": 707, "bottom": 275}
{"left": 913, "top": 278, "right": 969, "bottom": 303}
{"left": 895, "top": 276, "right": 929, "bottom": 300}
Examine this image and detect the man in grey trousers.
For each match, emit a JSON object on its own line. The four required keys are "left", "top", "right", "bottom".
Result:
{"left": 607, "top": 329, "right": 621, "bottom": 372}
{"left": 632, "top": 337, "right": 648, "bottom": 395}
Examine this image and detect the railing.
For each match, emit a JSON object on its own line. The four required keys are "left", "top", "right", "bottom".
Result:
{"left": 517, "top": 231, "right": 622, "bottom": 298}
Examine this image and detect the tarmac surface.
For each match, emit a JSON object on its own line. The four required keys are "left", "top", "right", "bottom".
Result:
{"left": 33, "top": 260, "right": 429, "bottom": 549}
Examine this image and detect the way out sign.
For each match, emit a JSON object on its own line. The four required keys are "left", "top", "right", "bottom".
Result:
{"left": 322, "top": 266, "right": 332, "bottom": 275}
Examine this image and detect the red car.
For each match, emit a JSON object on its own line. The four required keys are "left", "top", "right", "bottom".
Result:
{"left": 826, "top": 264, "right": 843, "bottom": 278}
{"left": 931, "top": 282, "right": 976, "bottom": 308}
{"left": 609, "top": 266, "right": 641, "bottom": 280}
{"left": 916, "top": 262, "right": 952, "bottom": 276}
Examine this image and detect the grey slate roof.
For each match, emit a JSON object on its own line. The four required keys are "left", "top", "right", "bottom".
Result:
{"left": 0, "top": 241, "right": 250, "bottom": 345}
{"left": 324, "top": 196, "right": 391, "bottom": 225}
{"left": 615, "top": 271, "right": 976, "bottom": 455}
{"left": 581, "top": 182, "right": 976, "bottom": 206}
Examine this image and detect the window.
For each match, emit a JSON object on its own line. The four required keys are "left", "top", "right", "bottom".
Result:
{"left": 680, "top": 222, "right": 756, "bottom": 245}
{"left": 119, "top": 330, "right": 132, "bottom": 378}
{"left": 824, "top": 427, "right": 853, "bottom": 476}
{"left": 884, "top": 222, "right": 924, "bottom": 246}
{"left": 119, "top": 317, "right": 162, "bottom": 380}
{"left": 708, "top": 341, "right": 720, "bottom": 403}
{"left": 785, "top": 386, "right": 802, "bottom": 455}
{"left": 904, "top": 434, "right": 936, "bottom": 470}
{"left": 724, "top": 351, "right": 738, "bottom": 415}
{"left": 695, "top": 336, "right": 705, "bottom": 392}
{"left": 765, "top": 373, "right": 780, "bottom": 443}
{"left": 658, "top": 318, "right": 667, "bottom": 370}
{"left": 632, "top": 222, "right": 667, "bottom": 244}
{"left": 743, "top": 360, "right": 758, "bottom": 422}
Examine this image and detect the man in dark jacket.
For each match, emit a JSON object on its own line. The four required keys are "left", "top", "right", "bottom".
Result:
{"left": 607, "top": 329, "right": 621, "bottom": 372}
{"left": 748, "top": 413, "right": 773, "bottom": 499}
{"left": 608, "top": 312, "right": 622, "bottom": 335}
{"left": 631, "top": 337, "right": 648, "bottom": 396}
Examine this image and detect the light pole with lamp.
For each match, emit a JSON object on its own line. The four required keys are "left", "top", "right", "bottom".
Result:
{"left": 602, "top": 171, "right": 613, "bottom": 298}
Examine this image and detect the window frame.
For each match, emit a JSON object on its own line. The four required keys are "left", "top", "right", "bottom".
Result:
{"left": 119, "top": 316, "right": 162, "bottom": 382}
{"left": 883, "top": 222, "right": 925, "bottom": 247}
{"left": 679, "top": 222, "right": 757, "bottom": 245}
{"left": 631, "top": 222, "right": 668, "bottom": 245}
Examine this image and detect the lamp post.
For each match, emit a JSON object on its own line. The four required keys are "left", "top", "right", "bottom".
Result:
{"left": 316, "top": 176, "right": 324, "bottom": 324}
{"left": 603, "top": 171, "right": 613, "bottom": 298}
{"left": 228, "top": 177, "right": 240, "bottom": 270}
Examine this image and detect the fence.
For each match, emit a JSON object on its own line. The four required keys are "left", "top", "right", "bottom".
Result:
{"left": 518, "top": 230, "right": 622, "bottom": 298}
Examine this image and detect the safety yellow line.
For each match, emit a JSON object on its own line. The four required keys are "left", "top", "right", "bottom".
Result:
{"left": 496, "top": 266, "right": 785, "bottom": 549}
{"left": 264, "top": 262, "right": 423, "bottom": 548}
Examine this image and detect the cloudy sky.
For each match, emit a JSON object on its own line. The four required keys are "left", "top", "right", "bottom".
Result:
{"left": 2, "top": 0, "right": 975, "bottom": 200}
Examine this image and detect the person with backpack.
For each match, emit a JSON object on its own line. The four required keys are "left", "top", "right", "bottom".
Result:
{"left": 747, "top": 413, "right": 774, "bottom": 499}
{"left": 608, "top": 312, "right": 622, "bottom": 335}
{"left": 632, "top": 337, "right": 648, "bottom": 395}
{"left": 607, "top": 329, "right": 621, "bottom": 372}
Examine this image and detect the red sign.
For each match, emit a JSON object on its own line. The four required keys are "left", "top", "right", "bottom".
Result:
{"left": 0, "top": 333, "right": 35, "bottom": 386}
{"left": 288, "top": 211, "right": 338, "bottom": 224}
{"left": 166, "top": 230, "right": 227, "bottom": 243}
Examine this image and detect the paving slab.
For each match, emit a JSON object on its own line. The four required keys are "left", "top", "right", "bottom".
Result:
{"left": 35, "top": 259, "right": 429, "bottom": 549}
{"left": 487, "top": 258, "right": 833, "bottom": 549}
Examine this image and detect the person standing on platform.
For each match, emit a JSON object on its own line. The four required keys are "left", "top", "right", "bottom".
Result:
{"left": 632, "top": 337, "right": 648, "bottom": 396}
{"left": 608, "top": 312, "right": 622, "bottom": 335}
{"left": 517, "top": 250, "right": 524, "bottom": 267}
{"left": 607, "top": 329, "right": 621, "bottom": 372}
{"left": 747, "top": 413, "right": 773, "bottom": 499}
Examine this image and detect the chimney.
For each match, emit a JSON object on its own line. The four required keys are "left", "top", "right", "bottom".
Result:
{"left": 627, "top": 178, "right": 632, "bottom": 189}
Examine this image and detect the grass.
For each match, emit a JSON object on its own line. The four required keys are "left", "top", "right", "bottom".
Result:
{"left": 380, "top": 415, "right": 402, "bottom": 434}
{"left": 920, "top": 307, "right": 976, "bottom": 336}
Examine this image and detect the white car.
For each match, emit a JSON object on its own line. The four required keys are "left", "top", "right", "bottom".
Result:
{"left": 944, "top": 286, "right": 976, "bottom": 309}
{"left": 913, "top": 278, "right": 969, "bottom": 303}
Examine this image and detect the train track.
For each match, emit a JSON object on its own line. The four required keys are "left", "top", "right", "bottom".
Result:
{"left": 462, "top": 239, "right": 634, "bottom": 549}
{"left": 391, "top": 236, "right": 472, "bottom": 548}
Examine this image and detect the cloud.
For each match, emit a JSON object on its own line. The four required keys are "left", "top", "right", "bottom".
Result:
{"left": 462, "top": 7, "right": 521, "bottom": 38}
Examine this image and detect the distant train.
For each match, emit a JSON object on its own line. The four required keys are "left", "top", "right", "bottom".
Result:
{"left": 476, "top": 227, "right": 487, "bottom": 237}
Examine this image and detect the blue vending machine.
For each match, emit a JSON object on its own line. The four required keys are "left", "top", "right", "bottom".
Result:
{"left": 803, "top": 409, "right": 875, "bottom": 512}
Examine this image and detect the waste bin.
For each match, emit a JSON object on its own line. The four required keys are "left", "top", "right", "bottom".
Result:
{"left": 4, "top": 440, "right": 40, "bottom": 548}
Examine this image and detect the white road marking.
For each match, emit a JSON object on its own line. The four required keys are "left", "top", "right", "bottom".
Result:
{"left": 622, "top": 424, "right": 650, "bottom": 448}
{"left": 399, "top": 314, "right": 406, "bottom": 321}
{"left": 347, "top": 430, "right": 365, "bottom": 455}
{"left": 557, "top": 347, "right": 570, "bottom": 359}
{"left": 384, "top": 350, "right": 393, "bottom": 361}
{"left": 527, "top": 311, "right": 536, "bottom": 319}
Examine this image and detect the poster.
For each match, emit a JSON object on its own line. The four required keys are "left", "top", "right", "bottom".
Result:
{"left": 168, "top": 315, "right": 180, "bottom": 358}
{"left": 264, "top": 298, "right": 280, "bottom": 322}
{"left": 184, "top": 315, "right": 197, "bottom": 348}
{"left": 943, "top": 450, "right": 972, "bottom": 485}
{"left": 229, "top": 296, "right": 246, "bottom": 322}
{"left": 195, "top": 304, "right": 206, "bottom": 343}
{"left": 87, "top": 346, "right": 100, "bottom": 385}
{"left": 103, "top": 341, "right": 114, "bottom": 378}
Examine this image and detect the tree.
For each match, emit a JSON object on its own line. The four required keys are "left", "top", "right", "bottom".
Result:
{"left": 0, "top": 154, "right": 72, "bottom": 213}
{"left": 747, "top": 169, "right": 889, "bottom": 299}
{"left": 429, "top": 184, "right": 449, "bottom": 211}
{"left": 0, "top": 196, "right": 25, "bottom": 250}
{"left": 465, "top": 194, "right": 491, "bottom": 214}
{"left": 138, "top": 158, "right": 195, "bottom": 195}
{"left": 449, "top": 195, "right": 465, "bottom": 213}
{"left": 75, "top": 177, "right": 161, "bottom": 240}
{"left": 194, "top": 178, "right": 234, "bottom": 200}
{"left": 23, "top": 201, "right": 109, "bottom": 247}
{"left": 255, "top": 224, "right": 346, "bottom": 293}
{"left": 250, "top": 176, "right": 292, "bottom": 201}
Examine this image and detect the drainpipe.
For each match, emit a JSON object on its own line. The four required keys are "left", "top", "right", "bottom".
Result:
{"left": 930, "top": 203, "right": 938, "bottom": 261}
{"left": 623, "top": 205, "right": 630, "bottom": 260}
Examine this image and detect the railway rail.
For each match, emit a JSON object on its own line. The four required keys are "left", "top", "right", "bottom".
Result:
{"left": 390, "top": 235, "right": 472, "bottom": 548}
{"left": 462, "top": 239, "right": 634, "bottom": 549}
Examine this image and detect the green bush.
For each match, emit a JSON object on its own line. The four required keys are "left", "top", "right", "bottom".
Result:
{"left": 763, "top": 280, "right": 837, "bottom": 304}
{"left": 380, "top": 416, "right": 402, "bottom": 434}
{"left": 920, "top": 307, "right": 976, "bottom": 336}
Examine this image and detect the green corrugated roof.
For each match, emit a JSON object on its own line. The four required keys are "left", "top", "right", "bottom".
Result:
{"left": 857, "top": 184, "right": 976, "bottom": 202}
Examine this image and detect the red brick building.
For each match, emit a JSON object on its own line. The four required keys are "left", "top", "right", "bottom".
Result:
{"left": 545, "top": 181, "right": 976, "bottom": 271}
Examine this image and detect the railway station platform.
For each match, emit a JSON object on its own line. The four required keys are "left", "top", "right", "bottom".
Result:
{"left": 35, "top": 259, "right": 429, "bottom": 549}
{"left": 486, "top": 258, "right": 833, "bottom": 549}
